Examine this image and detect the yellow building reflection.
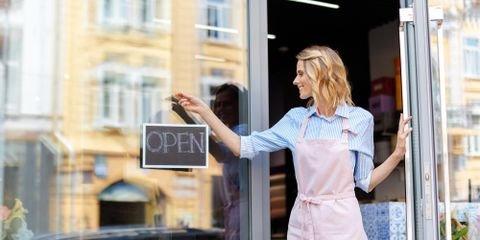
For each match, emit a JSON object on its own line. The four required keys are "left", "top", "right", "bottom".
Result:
{"left": 46, "top": 0, "right": 247, "bottom": 234}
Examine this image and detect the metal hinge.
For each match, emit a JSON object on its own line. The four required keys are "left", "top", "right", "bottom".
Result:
{"left": 399, "top": 7, "right": 444, "bottom": 23}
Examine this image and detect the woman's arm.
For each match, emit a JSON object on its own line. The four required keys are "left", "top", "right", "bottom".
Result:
{"left": 368, "top": 113, "right": 412, "bottom": 192}
{"left": 170, "top": 97, "right": 226, "bottom": 159}
{"left": 175, "top": 92, "right": 242, "bottom": 157}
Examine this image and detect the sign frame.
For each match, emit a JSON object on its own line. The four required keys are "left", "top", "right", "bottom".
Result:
{"left": 142, "top": 123, "right": 209, "bottom": 169}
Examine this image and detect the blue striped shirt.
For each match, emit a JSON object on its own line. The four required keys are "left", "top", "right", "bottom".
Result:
{"left": 240, "top": 104, "right": 374, "bottom": 193}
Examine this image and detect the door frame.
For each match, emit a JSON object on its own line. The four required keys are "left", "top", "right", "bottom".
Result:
{"left": 249, "top": 0, "right": 446, "bottom": 239}
{"left": 401, "top": 0, "right": 441, "bottom": 239}
{"left": 248, "top": 0, "right": 271, "bottom": 239}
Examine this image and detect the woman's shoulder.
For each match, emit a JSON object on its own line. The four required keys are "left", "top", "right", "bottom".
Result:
{"left": 348, "top": 106, "right": 374, "bottom": 124}
{"left": 285, "top": 106, "right": 311, "bottom": 120}
{"left": 279, "top": 107, "right": 309, "bottom": 127}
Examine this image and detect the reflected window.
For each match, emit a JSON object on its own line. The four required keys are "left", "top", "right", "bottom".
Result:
{"left": 206, "top": 0, "right": 232, "bottom": 42}
{"left": 139, "top": 76, "right": 161, "bottom": 123}
{"left": 97, "top": 0, "right": 170, "bottom": 31}
{"left": 139, "top": 0, "right": 170, "bottom": 31}
{"left": 5, "top": 29, "right": 22, "bottom": 114}
{"left": 97, "top": 69, "right": 131, "bottom": 128}
{"left": 467, "top": 135, "right": 480, "bottom": 156}
{"left": 472, "top": 114, "right": 480, "bottom": 128}
{"left": 95, "top": 155, "right": 108, "bottom": 179}
{"left": 96, "top": 63, "right": 169, "bottom": 128}
{"left": 99, "top": 0, "right": 128, "bottom": 28}
{"left": 464, "top": 37, "right": 480, "bottom": 78}
{"left": 141, "top": 0, "right": 154, "bottom": 23}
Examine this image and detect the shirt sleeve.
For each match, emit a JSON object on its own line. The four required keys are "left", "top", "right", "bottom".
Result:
{"left": 354, "top": 152, "right": 374, "bottom": 192}
{"left": 353, "top": 114, "right": 375, "bottom": 193}
{"left": 240, "top": 109, "right": 297, "bottom": 159}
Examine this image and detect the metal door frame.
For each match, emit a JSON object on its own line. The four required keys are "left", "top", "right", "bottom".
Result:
{"left": 400, "top": 1, "right": 442, "bottom": 239}
{"left": 248, "top": 0, "right": 271, "bottom": 239}
{"left": 249, "top": 0, "right": 447, "bottom": 239}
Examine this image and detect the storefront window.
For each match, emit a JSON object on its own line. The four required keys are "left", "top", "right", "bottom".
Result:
{"left": 0, "top": 0, "right": 250, "bottom": 239}
{"left": 429, "top": 0, "right": 480, "bottom": 239}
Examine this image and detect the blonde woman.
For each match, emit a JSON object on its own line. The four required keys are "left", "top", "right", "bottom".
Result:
{"left": 175, "top": 45, "right": 412, "bottom": 239}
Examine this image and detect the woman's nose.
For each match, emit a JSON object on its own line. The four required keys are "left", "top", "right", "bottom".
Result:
{"left": 293, "top": 77, "right": 299, "bottom": 85}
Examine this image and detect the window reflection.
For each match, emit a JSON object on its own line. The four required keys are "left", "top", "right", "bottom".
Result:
{"left": 431, "top": 0, "right": 480, "bottom": 239}
{"left": 0, "top": 0, "right": 248, "bottom": 239}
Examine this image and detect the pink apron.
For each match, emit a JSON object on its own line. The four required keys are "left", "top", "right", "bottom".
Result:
{"left": 287, "top": 116, "right": 367, "bottom": 240}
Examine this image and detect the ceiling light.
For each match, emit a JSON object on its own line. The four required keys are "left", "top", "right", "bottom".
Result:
{"left": 288, "top": 0, "right": 339, "bottom": 9}
{"left": 268, "top": 34, "right": 276, "bottom": 40}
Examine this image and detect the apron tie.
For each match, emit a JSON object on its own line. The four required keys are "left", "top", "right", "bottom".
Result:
{"left": 299, "top": 194, "right": 321, "bottom": 240}
{"left": 298, "top": 192, "right": 356, "bottom": 240}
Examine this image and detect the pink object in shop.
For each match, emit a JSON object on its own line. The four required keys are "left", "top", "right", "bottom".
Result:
{"left": 369, "top": 95, "right": 395, "bottom": 116}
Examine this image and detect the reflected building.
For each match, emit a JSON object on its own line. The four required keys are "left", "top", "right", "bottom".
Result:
{"left": 435, "top": 0, "right": 480, "bottom": 202}
{"left": 1, "top": 0, "right": 248, "bottom": 237}
{"left": 1, "top": 0, "right": 61, "bottom": 235}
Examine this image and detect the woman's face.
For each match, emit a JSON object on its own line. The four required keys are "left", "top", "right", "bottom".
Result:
{"left": 293, "top": 60, "right": 313, "bottom": 99}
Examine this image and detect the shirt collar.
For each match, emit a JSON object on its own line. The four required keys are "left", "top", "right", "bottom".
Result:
{"left": 307, "top": 103, "right": 350, "bottom": 120}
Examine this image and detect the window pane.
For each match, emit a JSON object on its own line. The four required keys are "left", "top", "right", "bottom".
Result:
{"left": 0, "top": 0, "right": 250, "bottom": 238}
{"left": 430, "top": 1, "right": 480, "bottom": 239}
{"left": 465, "top": 37, "right": 479, "bottom": 47}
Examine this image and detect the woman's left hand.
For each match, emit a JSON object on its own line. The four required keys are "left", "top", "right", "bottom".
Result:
{"left": 394, "top": 113, "right": 413, "bottom": 159}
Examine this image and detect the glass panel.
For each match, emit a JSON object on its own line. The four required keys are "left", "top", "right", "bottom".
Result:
{"left": 0, "top": 0, "right": 250, "bottom": 239}
{"left": 428, "top": 0, "right": 480, "bottom": 239}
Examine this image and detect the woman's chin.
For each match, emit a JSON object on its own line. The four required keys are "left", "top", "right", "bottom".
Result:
{"left": 299, "top": 94, "right": 309, "bottom": 100}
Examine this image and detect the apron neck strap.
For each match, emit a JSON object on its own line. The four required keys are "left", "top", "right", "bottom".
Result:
{"left": 298, "top": 116, "right": 310, "bottom": 139}
{"left": 298, "top": 115, "right": 351, "bottom": 141}
{"left": 341, "top": 118, "right": 350, "bottom": 142}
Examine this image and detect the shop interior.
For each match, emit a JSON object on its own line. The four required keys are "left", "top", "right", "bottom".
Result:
{"left": 267, "top": 0, "right": 403, "bottom": 237}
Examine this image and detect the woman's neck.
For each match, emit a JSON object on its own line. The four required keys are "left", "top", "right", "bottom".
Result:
{"left": 316, "top": 102, "right": 335, "bottom": 117}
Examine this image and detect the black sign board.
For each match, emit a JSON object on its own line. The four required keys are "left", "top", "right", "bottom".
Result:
{"left": 142, "top": 124, "right": 209, "bottom": 169}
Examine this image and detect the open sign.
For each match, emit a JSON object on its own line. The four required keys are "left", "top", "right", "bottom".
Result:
{"left": 142, "top": 124, "right": 209, "bottom": 169}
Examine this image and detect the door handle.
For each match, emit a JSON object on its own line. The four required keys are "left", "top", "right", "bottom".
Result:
{"left": 398, "top": 19, "right": 415, "bottom": 240}
{"left": 432, "top": 8, "right": 452, "bottom": 240}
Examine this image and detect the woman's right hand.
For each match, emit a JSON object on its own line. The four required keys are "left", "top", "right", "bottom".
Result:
{"left": 175, "top": 92, "right": 241, "bottom": 157}
{"left": 174, "top": 92, "right": 210, "bottom": 115}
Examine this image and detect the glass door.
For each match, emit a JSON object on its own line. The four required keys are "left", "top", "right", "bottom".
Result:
{"left": 400, "top": 0, "right": 480, "bottom": 239}
{"left": 0, "top": 0, "right": 263, "bottom": 239}
{"left": 427, "top": 0, "right": 480, "bottom": 240}
{"left": 399, "top": 1, "right": 442, "bottom": 239}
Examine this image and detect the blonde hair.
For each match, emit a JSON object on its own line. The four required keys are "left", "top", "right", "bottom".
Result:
{"left": 296, "top": 46, "right": 353, "bottom": 111}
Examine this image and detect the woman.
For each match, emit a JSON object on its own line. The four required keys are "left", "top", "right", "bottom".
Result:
{"left": 175, "top": 45, "right": 412, "bottom": 239}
